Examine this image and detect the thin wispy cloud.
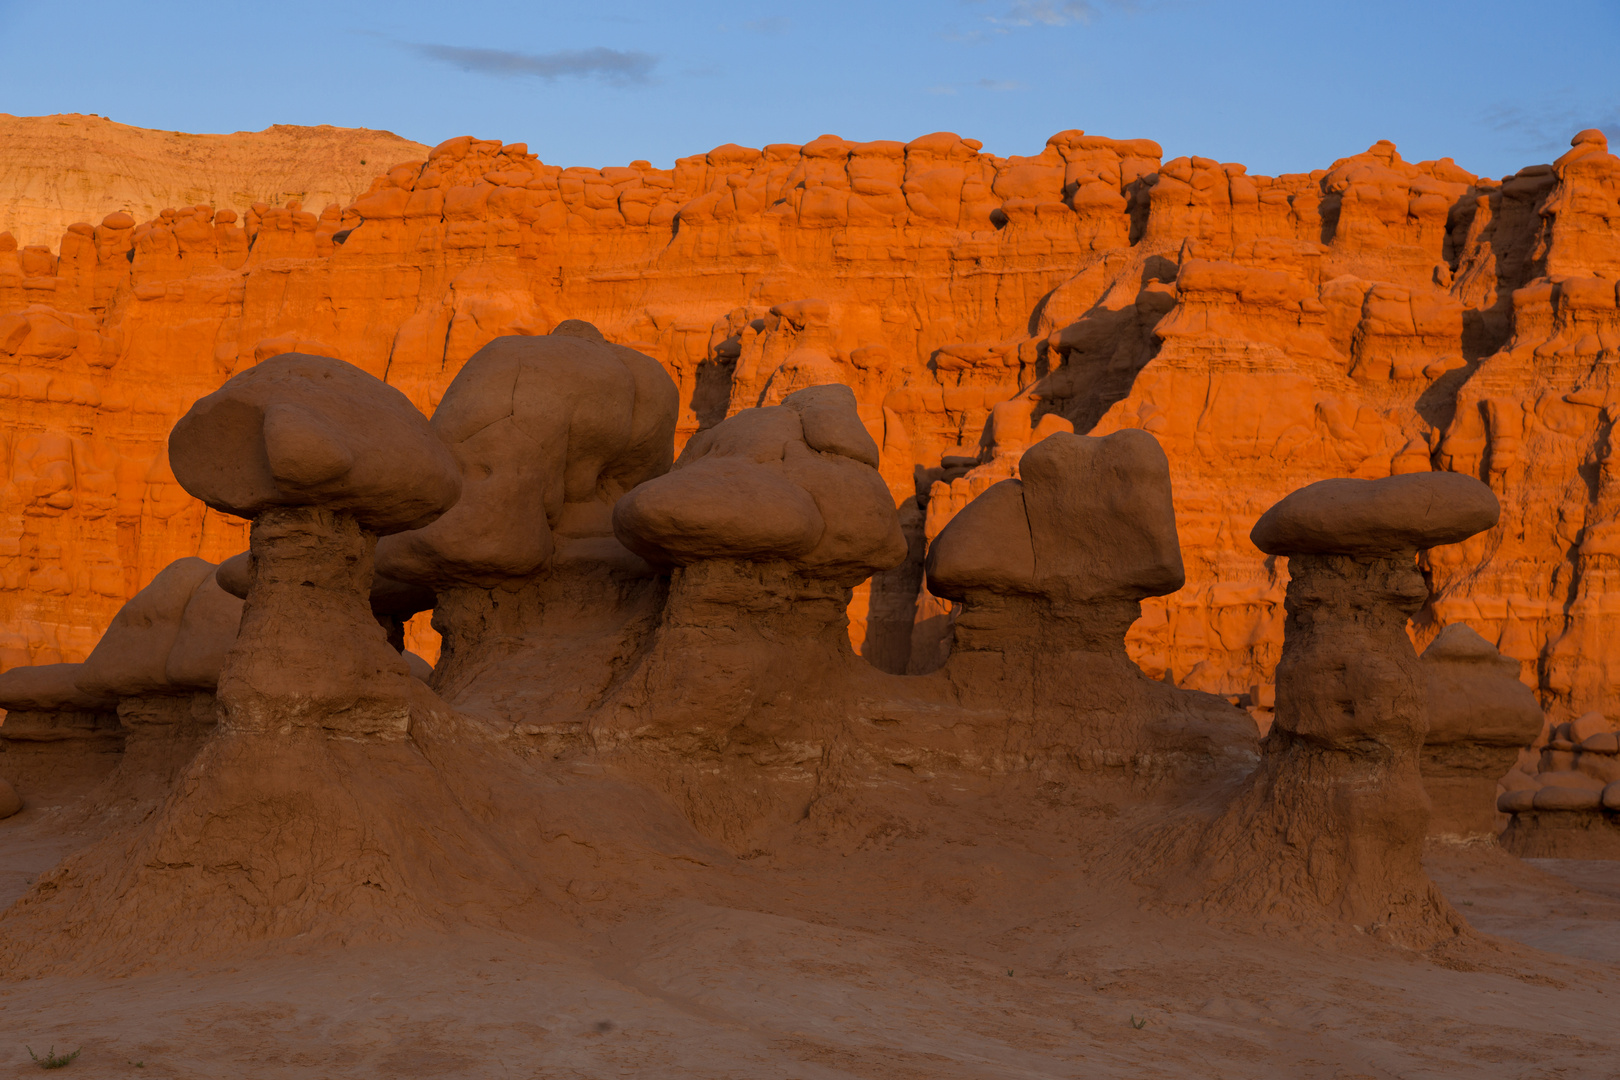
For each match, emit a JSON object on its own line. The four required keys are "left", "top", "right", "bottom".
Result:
{"left": 946, "top": 0, "right": 1133, "bottom": 42}
{"left": 997, "top": 1, "right": 1100, "bottom": 26}
{"left": 744, "top": 16, "right": 791, "bottom": 35}
{"left": 1485, "top": 95, "right": 1620, "bottom": 160}
{"left": 406, "top": 42, "right": 658, "bottom": 85}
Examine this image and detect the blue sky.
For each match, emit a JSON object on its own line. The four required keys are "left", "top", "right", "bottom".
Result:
{"left": 1, "top": 0, "right": 1615, "bottom": 179}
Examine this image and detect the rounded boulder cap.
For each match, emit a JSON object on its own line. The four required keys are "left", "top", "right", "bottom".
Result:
{"left": 1251, "top": 472, "right": 1499, "bottom": 557}
{"left": 169, "top": 353, "right": 461, "bottom": 534}
{"left": 611, "top": 386, "right": 904, "bottom": 582}
{"left": 0, "top": 663, "right": 116, "bottom": 712}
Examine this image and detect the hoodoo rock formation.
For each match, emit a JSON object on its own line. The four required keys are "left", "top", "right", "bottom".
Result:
{"left": 1178, "top": 474, "right": 1500, "bottom": 946}
{"left": 0, "top": 301, "right": 1616, "bottom": 1076}
{"left": 168, "top": 352, "right": 461, "bottom": 734}
{"left": 375, "top": 326, "right": 679, "bottom": 716}
{"left": 924, "top": 429, "right": 1251, "bottom": 766}
{"left": 3, "top": 124, "right": 1619, "bottom": 753}
{"left": 0, "top": 553, "right": 240, "bottom": 806}
{"left": 0, "top": 345, "right": 1490, "bottom": 961}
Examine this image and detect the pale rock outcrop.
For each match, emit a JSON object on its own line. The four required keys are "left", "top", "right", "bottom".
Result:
{"left": 0, "top": 114, "right": 425, "bottom": 248}
{"left": 1419, "top": 624, "right": 1544, "bottom": 839}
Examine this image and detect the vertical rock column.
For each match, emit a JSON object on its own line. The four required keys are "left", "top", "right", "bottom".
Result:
{"left": 374, "top": 325, "right": 678, "bottom": 706}
{"left": 924, "top": 429, "right": 1254, "bottom": 766}
{"left": 224, "top": 507, "right": 410, "bottom": 735}
{"left": 0, "top": 355, "right": 467, "bottom": 972}
{"left": 1196, "top": 472, "right": 1500, "bottom": 945}
{"left": 609, "top": 383, "right": 906, "bottom": 747}
{"left": 606, "top": 383, "right": 906, "bottom": 844}
{"left": 169, "top": 354, "right": 462, "bottom": 737}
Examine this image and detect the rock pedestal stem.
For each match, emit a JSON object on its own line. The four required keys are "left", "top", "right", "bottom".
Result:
{"left": 219, "top": 506, "right": 411, "bottom": 737}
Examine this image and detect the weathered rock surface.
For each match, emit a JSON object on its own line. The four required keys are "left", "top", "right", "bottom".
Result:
{"left": 1497, "top": 707, "right": 1620, "bottom": 858}
{"left": 170, "top": 354, "right": 461, "bottom": 534}
{"left": 170, "top": 356, "right": 457, "bottom": 736}
{"left": 1420, "top": 624, "right": 1545, "bottom": 839}
{"left": 927, "top": 429, "right": 1184, "bottom": 602}
{"left": 1252, "top": 473, "right": 1500, "bottom": 556}
{"left": 2, "top": 123, "right": 1618, "bottom": 735}
{"left": 377, "top": 327, "right": 676, "bottom": 588}
{"left": 1181, "top": 471, "right": 1499, "bottom": 946}
{"left": 375, "top": 328, "right": 679, "bottom": 711}
{"left": 615, "top": 383, "right": 904, "bottom": 582}
{"left": 0, "top": 659, "right": 121, "bottom": 774}
{"left": 0, "top": 554, "right": 241, "bottom": 807}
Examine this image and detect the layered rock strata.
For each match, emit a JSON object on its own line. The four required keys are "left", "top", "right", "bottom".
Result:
{"left": 0, "top": 346, "right": 1517, "bottom": 970}
{"left": 2, "top": 124, "right": 1618, "bottom": 743}
{"left": 0, "top": 114, "right": 426, "bottom": 248}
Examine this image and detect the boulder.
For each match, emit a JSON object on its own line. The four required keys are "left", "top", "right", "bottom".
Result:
{"left": 169, "top": 353, "right": 461, "bottom": 534}
{"left": 614, "top": 384, "right": 904, "bottom": 585}
{"left": 1420, "top": 624, "right": 1545, "bottom": 838}
{"left": 378, "top": 330, "right": 677, "bottom": 586}
{"left": 928, "top": 429, "right": 1183, "bottom": 602}
{"left": 1251, "top": 472, "right": 1500, "bottom": 556}
{"left": 0, "top": 663, "right": 115, "bottom": 713}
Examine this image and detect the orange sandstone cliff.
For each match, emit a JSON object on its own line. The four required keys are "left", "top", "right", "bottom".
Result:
{"left": 1, "top": 124, "right": 1617, "bottom": 722}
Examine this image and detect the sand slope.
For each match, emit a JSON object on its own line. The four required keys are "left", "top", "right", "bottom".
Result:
{"left": 0, "top": 779, "right": 1615, "bottom": 1078}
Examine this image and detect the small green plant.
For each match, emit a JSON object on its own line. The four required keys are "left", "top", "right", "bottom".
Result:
{"left": 1006, "top": 969, "right": 1015, "bottom": 977}
{"left": 1130, "top": 1016, "right": 1147, "bottom": 1030}
{"left": 27, "top": 1045, "right": 81, "bottom": 1069}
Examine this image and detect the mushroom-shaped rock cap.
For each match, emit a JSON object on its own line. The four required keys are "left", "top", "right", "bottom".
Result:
{"left": 613, "top": 383, "right": 904, "bottom": 584}
{"left": 375, "top": 330, "right": 677, "bottom": 587}
{"left": 928, "top": 429, "right": 1185, "bottom": 603}
{"left": 0, "top": 663, "right": 115, "bottom": 712}
{"left": 1251, "top": 472, "right": 1499, "bottom": 557}
{"left": 169, "top": 353, "right": 461, "bottom": 534}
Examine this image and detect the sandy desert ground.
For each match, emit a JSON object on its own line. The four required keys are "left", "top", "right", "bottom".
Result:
{"left": 0, "top": 770, "right": 1615, "bottom": 1080}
